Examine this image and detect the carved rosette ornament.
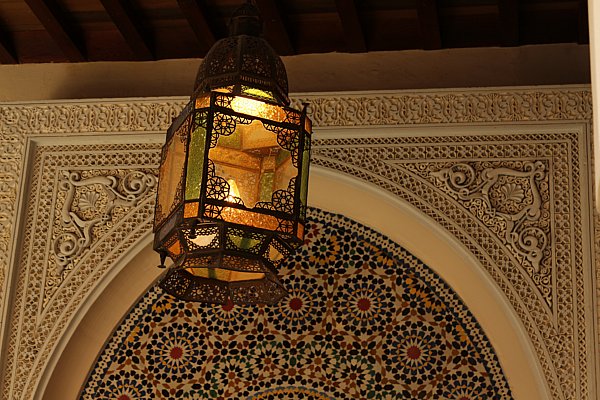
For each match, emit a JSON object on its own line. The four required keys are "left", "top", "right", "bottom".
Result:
{"left": 47, "top": 169, "right": 157, "bottom": 307}
{"left": 430, "top": 161, "right": 552, "bottom": 307}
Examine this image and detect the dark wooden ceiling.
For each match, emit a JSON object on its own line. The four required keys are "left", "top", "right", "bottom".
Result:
{"left": 0, "top": 0, "right": 589, "bottom": 64}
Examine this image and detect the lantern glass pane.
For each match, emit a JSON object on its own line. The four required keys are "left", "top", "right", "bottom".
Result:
{"left": 156, "top": 118, "right": 189, "bottom": 226}
{"left": 209, "top": 117, "right": 297, "bottom": 211}
{"left": 300, "top": 134, "right": 311, "bottom": 212}
{"left": 185, "top": 121, "right": 207, "bottom": 201}
{"left": 168, "top": 239, "right": 182, "bottom": 257}
{"left": 190, "top": 234, "right": 216, "bottom": 247}
{"left": 241, "top": 86, "right": 276, "bottom": 102}
{"left": 184, "top": 202, "right": 199, "bottom": 218}
{"left": 185, "top": 268, "right": 265, "bottom": 282}
{"left": 220, "top": 207, "right": 280, "bottom": 230}
{"left": 268, "top": 244, "right": 283, "bottom": 262}
{"left": 229, "top": 234, "right": 262, "bottom": 251}
{"left": 216, "top": 93, "right": 300, "bottom": 124}
{"left": 184, "top": 254, "right": 267, "bottom": 283}
{"left": 195, "top": 93, "right": 211, "bottom": 109}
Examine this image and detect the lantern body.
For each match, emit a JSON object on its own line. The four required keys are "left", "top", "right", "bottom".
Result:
{"left": 153, "top": 89, "right": 311, "bottom": 304}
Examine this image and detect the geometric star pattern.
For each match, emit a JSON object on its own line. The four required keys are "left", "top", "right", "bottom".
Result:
{"left": 81, "top": 208, "right": 512, "bottom": 399}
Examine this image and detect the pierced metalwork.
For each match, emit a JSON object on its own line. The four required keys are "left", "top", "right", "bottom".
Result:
{"left": 182, "top": 226, "right": 220, "bottom": 250}
{"left": 214, "top": 94, "right": 233, "bottom": 109}
{"left": 225, "top": 228, "right": 267, "bottom": 255}
{"left": 205, "top": 161, "right": 229, "bottom": 201}
{"left": 213, "top": 113, "right": 237, "bottom": 136}
{"left": 193, "top": 34, "right": 289, "bottom": 105}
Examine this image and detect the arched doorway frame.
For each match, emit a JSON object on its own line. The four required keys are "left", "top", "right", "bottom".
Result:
{"left": 38, "top": 166, "right": 550, "bottom": 400}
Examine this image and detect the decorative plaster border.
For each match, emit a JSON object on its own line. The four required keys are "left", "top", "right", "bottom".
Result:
{"left": 0, "top": 86, "right": 595, "bottom": 400}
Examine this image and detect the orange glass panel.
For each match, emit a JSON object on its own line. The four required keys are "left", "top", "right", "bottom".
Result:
{"left": 168, "top": 240, "right": 182, "bottom": 256}
{"left": 156, "top": 117, "right": 189, "bottom": 226}
{"left": 210, "top": 147, "right": 261, "bottom": 170}
{"left": 184, "top": 202, "right": 199, "bottom": 218}
{"left": 297, "top": 222, "right": 304, "bottom": 240}
{"left": 217, "top": 94, "right": 297, "bottom": 123}
{"left": 219, "top": 207, "right": 279, "bottom": 230}
{"left": 304, "top": 116, "right": 312, "bottom": 133}
{"left": 195, "top": 94, "right": 211, "bottom": 109}
{"left": 268, "top": 245, "right": 283, "bottom": 262}
{"left": 185, "top": 267, "right": 265, "bottom": 282}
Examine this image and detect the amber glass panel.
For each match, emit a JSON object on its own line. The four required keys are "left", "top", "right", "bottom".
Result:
{"left": 186, "top": 267, "right": 265, "bottom": 282}
{"left": 304, "top": 116, "right": 312, "bottom": 133}
{"left": 219, "top": 94, "right": 292, "bottom": 123}
{"left": 297, "top": 222, "right": 304, "bottom": 240}
{"left": 168, "top": 240, "right": 182, "bottom": 257}
{"left": 184, "top": 202, "right": 199, "bottom": 218}
{"left": 185, "top": 122, "right": 207, "bottom": 201}
{"left": 210, "top": 119, "right": 296, "bottom": 209}
{"left": 220, "top": 207, "right": 279, "bottom": 230}
{"left": 156, "top": 118, "right": 189, "bottom": 225}
{"left": 214, "top": 86, "right": 234, "bottom": 93}
{"left": 195, "top": 93, "right": 211, "bottom": 109}
{"left": 268, "top": 244, "right": 283, "bottom": 262}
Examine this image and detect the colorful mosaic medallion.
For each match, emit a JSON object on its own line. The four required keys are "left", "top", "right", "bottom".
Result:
{"left": 82, "top": 208, "right": 512, "bottom": 399}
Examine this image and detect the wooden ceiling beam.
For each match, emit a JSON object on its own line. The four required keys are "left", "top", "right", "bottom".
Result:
{"left": 177, "top": 0, "right": 216, "bottom": 53}
{"left": 0, "top": 31, "right": 17, "bottom": 64}
{"left": 100, "top": 0, "right": 153, "bottom": 60}
{"left": 254, "top": 0, "right": 294, "bottom": 55}
{"left": 24, "top": 0, "right": 85, "bottom": 62}
{"left": 335, "top": 0, "right": 367, "bottom": 52}
{"left": 498, "top": 0, "right": 519, "bottom": 46}
{"left": 417, "top": 0, "right": 442, "bottom": 50}
{"left": 578, "top": 0, "right": 589, "bottom": 44}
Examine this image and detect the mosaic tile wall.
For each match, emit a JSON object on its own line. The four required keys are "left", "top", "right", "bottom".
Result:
{"left": 82, "top": 209, "right": 512, "bottom": 399}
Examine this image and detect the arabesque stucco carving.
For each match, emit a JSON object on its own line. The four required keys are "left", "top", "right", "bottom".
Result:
{"left": 0, "top": 87, "right": 595, "bottom": 400}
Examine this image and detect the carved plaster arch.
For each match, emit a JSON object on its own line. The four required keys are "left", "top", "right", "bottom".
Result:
{"left": 0, "top": 88, "right": 595, "bottom": 400}
{"left": 39, "top": 166, "right": 546, "bottom": 399}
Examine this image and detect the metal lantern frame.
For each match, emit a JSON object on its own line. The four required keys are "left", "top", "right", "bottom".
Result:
{"left": 153, "top": 87, "right": 312, "bottom": 305}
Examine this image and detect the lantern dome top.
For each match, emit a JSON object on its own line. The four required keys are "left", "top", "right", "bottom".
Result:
{"left": 193, "top": 2, "right": 289, "bottom": 105}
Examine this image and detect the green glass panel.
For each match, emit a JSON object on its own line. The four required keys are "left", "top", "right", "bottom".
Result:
{"left": 258, "top": 172, "right": 274, "bottom": 202}
{"left": 272, "top": 149, "right": 294, "bottom": 195}
{"left": 241, "top": 86, "right": 277, "bottom": 102}
{"left": 300, "top": 135, "right": 311, "bottom": 207}
{"left": 276, "top": 149, "right": 291, "bottom": 166}
{"left": 217, "top": 128, "right": 242, "bottom": 149}
{"left": 229, "top": 234, "right": 261, "bottom": 250}
{"left": 185, "top": 125, "right": 207, "bottom": 200}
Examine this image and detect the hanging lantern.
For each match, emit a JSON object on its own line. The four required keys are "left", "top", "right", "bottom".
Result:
{"left": 153, "top": 2, "right": 311, "bottom": 305}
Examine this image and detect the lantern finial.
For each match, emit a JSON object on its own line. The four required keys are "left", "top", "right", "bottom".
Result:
{"left": 229, "top": 1, "right": 262, "bottom": 37}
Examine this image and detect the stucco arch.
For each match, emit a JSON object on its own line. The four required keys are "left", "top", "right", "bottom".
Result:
{"left": 37, "top": 165, "right": 549, "bottom": 399}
